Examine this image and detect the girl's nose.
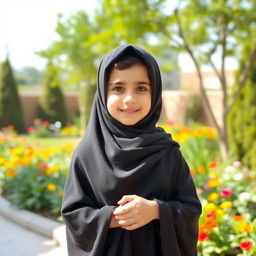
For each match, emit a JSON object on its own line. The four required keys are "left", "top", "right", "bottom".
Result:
{"left": 123, "top": 93, "right": 136, "bottom": 104}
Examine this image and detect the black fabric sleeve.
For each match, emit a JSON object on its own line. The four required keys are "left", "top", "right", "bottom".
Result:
{"left": 156, "top": 149, "right": 202, "bottom": 256}
{"left": 61, "top": 155, "right": 115, "bottom": 256}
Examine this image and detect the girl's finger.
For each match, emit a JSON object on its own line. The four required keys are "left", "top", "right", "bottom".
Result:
{"left": 117, "top": 195, "right": 136, "bottom": 205}
{"left": 121, "top": 223, "right": 139, "bottom": 231}
{"left": 113, "top": 201, "right": 134, "bottom": 215}
{"left": 117, "top": 218, "right": 134, "bottom": 226}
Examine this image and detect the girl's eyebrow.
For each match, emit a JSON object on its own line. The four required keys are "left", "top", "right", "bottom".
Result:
{"left": 108, "top": 80, "right": 150, "bottom": 86}
{"left": 108, "top": 80, "right": 125, "bottom": 86}
{"left": 136, "top": 81, "right": 150, "bottom": 85}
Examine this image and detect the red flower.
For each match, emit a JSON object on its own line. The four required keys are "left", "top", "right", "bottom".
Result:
{"left": 240, "top": 240, "right": 252, "bottom": 251}
{"left": 39, "top": 162, "right": 48, "bottom": 170}
{"left": 198, "top": 230, "right": 209, "bottom": 242}
{"left": 206, "top": 210, "right": 216, "bottom": 219}
{"left": 221, "top": 188, "right": 233, "bottom": 197}
{"left": 43, "top": 121, "right": 50, "bottom": 126}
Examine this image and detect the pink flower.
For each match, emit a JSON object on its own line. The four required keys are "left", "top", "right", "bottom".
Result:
{"left": 196, "top": 188, "right": 203, "bottom": 196}
{"left": 242, "top": 167, "right": 249, "bottom": 173}
{"left": 27, "top": 127, "right": 35, "bottom": 133}
{"left": 233, "top": 161, "right": 241, "bottom": 167}
{"left": 221, "top": 188, "right": 232, "bottom": 197}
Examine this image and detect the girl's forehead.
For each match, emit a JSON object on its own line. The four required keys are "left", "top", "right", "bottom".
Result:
{"left": 106, "top": 63, "right": 150, "bottom": 84}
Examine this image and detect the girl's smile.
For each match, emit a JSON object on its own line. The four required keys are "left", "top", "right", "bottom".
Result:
{"left": 107, "top": 64, "right": 151, "bottom": 126}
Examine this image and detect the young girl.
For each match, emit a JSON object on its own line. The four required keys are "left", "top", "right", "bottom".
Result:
{"left": 61, "top": 44, "right": 202, "bottom": 256}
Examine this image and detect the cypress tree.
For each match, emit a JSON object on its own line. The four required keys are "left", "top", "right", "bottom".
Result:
{"left": 228, "top": 61, "right": 256, "bottom": 170}
{"left": 38, "top": 62, "right": 67, "bottom": 126}
{"left": 0, "top": 58, "right": 24, "bottom": 133}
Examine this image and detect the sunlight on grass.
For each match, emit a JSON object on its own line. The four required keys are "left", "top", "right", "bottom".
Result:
{"left": 16, "top": 136, "right": 81, "bottom": 150}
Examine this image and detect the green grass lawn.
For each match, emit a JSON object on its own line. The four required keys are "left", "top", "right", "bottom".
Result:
{"left": 16, "top": 136, "right": 81, "bottom": 149}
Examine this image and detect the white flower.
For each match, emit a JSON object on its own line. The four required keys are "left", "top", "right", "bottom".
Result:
{"left": 223, "top": 173, "right": 231, "bottom": 180}
{"left": 239, "top": 192, "right": 250, "bottom": 201}
{"left": 225, "top": 166, "right": 236, "bottom": 173}
{"left": 233, "top": 173, "right": 244, "bottom": 181}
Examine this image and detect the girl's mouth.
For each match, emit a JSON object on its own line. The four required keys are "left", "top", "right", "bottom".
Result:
{"left": 121, "top": 108, "right": 139, "bottom": 113}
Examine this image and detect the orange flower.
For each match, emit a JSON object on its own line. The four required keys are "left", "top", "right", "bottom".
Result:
{"left": 208, "top": 161, "right": 218, "bottom": 169}
{"left": 233, "top": 215, "right": 244, "bottom": 222}
{"left": 204, "top": 219, "right": 218, "bottom": 231}
{"left": 6, "top": 169, "right": 16, "bottom": 179}
{"left": 197, "top": 167, "right": 205, "bottom": 173}
{"left": 7, "top": 125, "right": 15, "bottom": 131}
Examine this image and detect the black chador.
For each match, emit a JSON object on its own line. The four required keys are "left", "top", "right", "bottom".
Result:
{"left": 61, "top": 44, "right": 202, "bottom": 256}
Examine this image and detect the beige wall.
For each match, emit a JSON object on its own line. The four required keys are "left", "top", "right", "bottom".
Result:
{"left": 20, "top": 92, "right": 80, "bottom": 129}
{"left": 180, "top": 70, "right": 236, "bottom": 91}
{"left": 20, "top": 91, "right": 223, "bottom": 130}
{"left": 161, "top": 90, "right": 223, "bottom": 128}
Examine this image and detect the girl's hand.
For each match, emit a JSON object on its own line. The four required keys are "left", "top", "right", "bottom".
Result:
{"left": 109, "top": 211, "right": 122, "bottom": 228}
{"left": 113, "top": 195, "right": 159, "bottom": 231}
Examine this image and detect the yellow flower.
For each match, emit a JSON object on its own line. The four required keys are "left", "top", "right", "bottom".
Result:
{"left": 24, "top": 147, "right": 36, "bottom": 158}
{"left": 46, "top": 164, "right": 60, "bottom": 175}
{"left": 220, "top": 201, "right": 233, "bottom": 209}
{"left": 20, "top": 157, "right": 31, "bottom": 166}
{"left": 207, "top": 192, "right": 219, "bottom": 202}
{"left": 207, "top": 128, "right": 217, "bottom": 140}
{"left": 208, "top": 179, "right": 222, "bottom": 188}
{"left": 4, "top": 161, "right": 17, "bottom": 168}
{"left": 238, "top": 222, "right": 252, "bottom": 233}
{"left": 6, "top": 169, "right": 16, "bottom": 179}
{"left": 58, "top": 191, "right": 64, "bottom": 197}
{"left": 7, "top": 147, "right": 23, "bottom": 156}
{"left": 40, "top": 149, "right": 51, "bottom": 160}
{"left": 0, "top": 157, "right": 6, "bottom": 165}
{"left": 216, "top": 209, "right": 225, "bottom": 216}
{"left": 47, "top": 184, "right": 57, "bottom": 191}
{"left": 205, "top": 203, "right": 217, "bottom": 212}
{"left": 61, "top": 143, "right": 73, "bottom": 152}
{"left": 209, "top": 172, "right": 219, "bottom": 179}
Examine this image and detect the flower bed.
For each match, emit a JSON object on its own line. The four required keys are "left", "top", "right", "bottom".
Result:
{"left": 0, "top": 123, "right": 255, "bottom": 254}
{"left": 0, "top": 130, "right": 72, "bottom": 218}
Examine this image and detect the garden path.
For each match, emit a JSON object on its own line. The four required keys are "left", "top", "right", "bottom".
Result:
{"left": 0, "top": 214, "right": 67, "bottom": 256}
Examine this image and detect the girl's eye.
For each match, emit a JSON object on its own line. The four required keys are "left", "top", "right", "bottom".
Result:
{"left": 136, "top": 86, "right": 148, "bottom": 92}
{"left": 112, "top": 86, "right": 123, "bottom": 92}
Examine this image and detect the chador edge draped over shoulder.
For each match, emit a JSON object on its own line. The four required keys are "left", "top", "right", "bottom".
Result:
{"left": 61, "top": 44, "right": 202, "bottom": 256}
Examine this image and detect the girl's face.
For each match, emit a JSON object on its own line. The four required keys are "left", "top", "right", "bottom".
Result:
{"left": 107, "top": 64, "right": 151, "bottom": 126}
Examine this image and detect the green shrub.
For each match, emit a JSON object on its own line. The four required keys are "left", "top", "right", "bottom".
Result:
{"left": 0, "top": 58, "right": 24, "bottom": 133}
{"left": 228, "top": 62, "right": 256, "bottom": 170}
{"left": 38, "top": 62, "right": 68, "bottom": 127}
